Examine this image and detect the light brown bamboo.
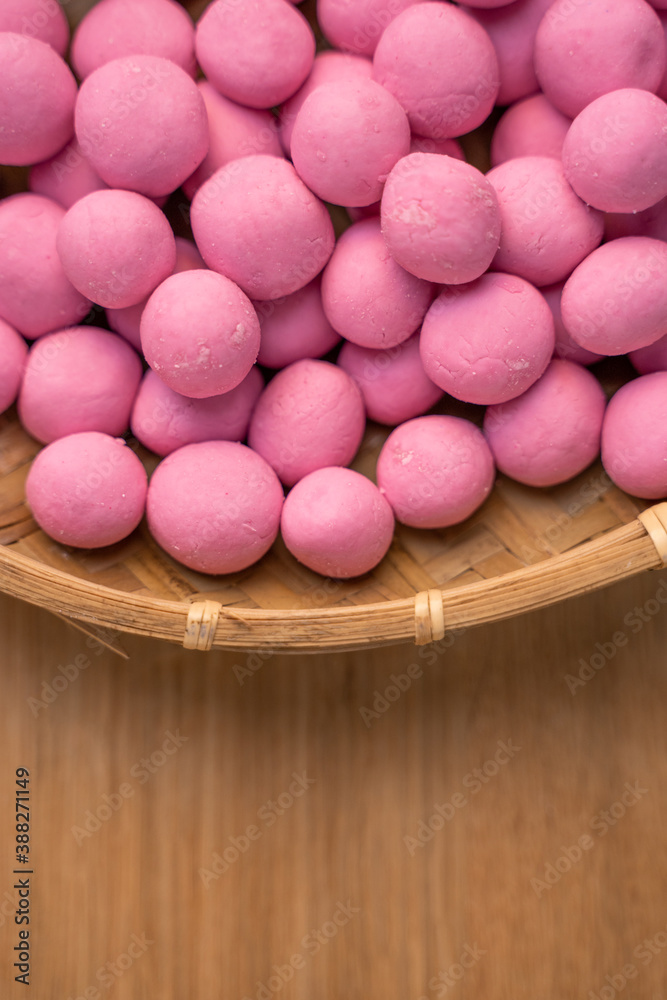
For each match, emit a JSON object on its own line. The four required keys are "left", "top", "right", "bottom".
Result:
{"left": 0, "top": 509, "right": 663, "bottom": 652}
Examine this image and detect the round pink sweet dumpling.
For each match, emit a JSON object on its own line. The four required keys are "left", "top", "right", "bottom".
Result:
{"left": 0, "top": 33, "right": 76, "bottom": 165}
{"left": 279, "top": 50, "right": 373, "bottom": 155}
{"left": 195, "top": 0, "right": 315, "bottom": 109}
{"left": 376, "top": 415, "right": 495, "bottom": 529}
{"left": 291, "top": 79, "right": 410, "bottom": 207}
{"left": 490, "top": 95, "right": 571, "bottom": 167}
{"left": 141, "top": 270, "right": 260, "bottom": 399}
{"left": 462, "top": 0, "right": 554, "bottom": 106}
{"left": 183, "top": 82, "right": 284, "bottom": 200}
{"left": 561, "top": 237, "right": 667, "bottom": 355}
{"left": 541, "top": 283, "right": 603, "bottom": 367}
{"left": 534, "top": 0, "right": 666, "bottom": 119}
{"left": 281, "top": 467, "right": 395, "bottom": 578}
{"left": 409, "top": 135, "right": 465, "bottom": 159}
{"left": 420, "top": 273, "right": 555, "bottom": 405}
{"left": 338, "top": 333, "right": 443, "bottom": 426}
{"left": 486, "top": 156, "right": 604, "bottom": 287}
{"left": 630, "top": 335, "right": 667, "bottom": 374}
{"left": 0, "top": 194, "right": 90, "bottom": 339}
{"left": 562, "top": 89, "right": 667, "bottom": 214}
{"left": 321, "top": 218, "right": 433, "bottom": 349}
{"left": 248, "top": 359, "right": 366, "bottom": 487}
{"left": 146, "top": 441, "right": 284, "bottom": 575}
{"left": 106, "top": 237, "right": 205, "bottom": 352}
{"left": 317, "top": 0, "right": 423, "bottom": 56}
{"left": 0, "top": 1, "right": 69, "bottom": 54}
{"left": 56, "top": 189, "right": 176, "bottom": 309}
{"left": 0, "top": 319, "right": 27, "bottom": 415}
{"left": 29, "top": 138, "right": 108, "bottom": 209}
{"left": 75, "top": 55, "right": 208, "bottom": 198}
{"left": 484, "top": 360, "right": 606, "bottom": 488}
{"left": 131, "top": 367, "right": 263, "bottom": 457}
{"left": 19, "top": 327, "right": 142, "bottom": 444}
{"left": 605, "top": 197, "right": 667, "bottom": 243}
{"left": 255, "top": 278, "right": 340, "bottom": 370}
{"left": 381, "top": 153, "right": 501, "bottom": 284}
{"left": 601, "top": 373, "right": 667, "bottom": 498}
{"left": 26, "top": 432, "right": 147, "bottom": 549}
{"left": 71, "top": 0, "right": 196, "bottom": 80}
{"left": 372, "top": 3, "right": 499, "bottom": 139}
{"left": 191, "top": 156, "right": 335, "bottom": 301}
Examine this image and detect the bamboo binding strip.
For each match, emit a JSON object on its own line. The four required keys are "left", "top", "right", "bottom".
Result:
{"left": 2, "top": 503, "right": 662, "bottom": 653}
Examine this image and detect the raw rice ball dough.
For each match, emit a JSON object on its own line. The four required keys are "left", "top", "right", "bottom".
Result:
{"left": 630, "top": 334, "right": 667, "bottom": 374}
{"left": 255, "top": 278, "right": 340, "bottom": 370}
{"left": 420, "top": 273, "right": 555, "bottom": 405}
{"left": 26, "top": 432, "right": 147, "bottom": 549}
{"left": 483, "top": 360, "right": 606, "bottom": 487}
{"left": 534, "top": 0, "right": 666, "bottom": 118}
{"left": 248, "top": 359, "right": 366, "bottom": 486}
{"left": 146, "top": 441, "right": 284, "bottom": 575}
{"left": 381, "top": 153, "right": 501, "bottom": 285}
{"left": 56, "top": 189, "right": 176, "bottom": 309}
{"left": 462, "top": 0, "right": 554, "bottom": 107}
{"left": 18, "top": 327, "right": 142, "bottom": 444}
{"left": 0, "top": 319, "right": 27, "bottom": 415}
{"left": 279, "top": 50, "right": 374, "bottom": 155}
{"left": 490, "top": 95, "right": 571, "bottom": 167}
{"left": 106, "top": 237, "right": 206, "bottom": 353}
{"left": 601, "top": 372, "right": 667, "bottom": 498}
{"left": 373, "top": 2, "right": 499, "bottom": 138}
{"left": 281, "top": 467, "right": 395, "bottom": 578}
{"left": 182, "top": 82, "right": 285, "bottom": 200}
{"left": 71, "top": 0, "right": 196, "bottom": 80}
{"left": 191, "top": 156, "right": 335, "bottom": 301}
{"left": 321, "top": 218, "right": 433, "bottom": 349}
{"left": 0, "top": 0, "right": 69, "bottom": 55}
{"left": 486, "top": 156, "right": 604, "bottom": 287}
{"left": 561, "top": 237, "right": 667, "bottom": 355}
{"left": 317, "top": 0, "right": 422, "bottom": 56}
{"left": 29, "top": 139, "right": 108, "bottom": 210}
{"left": 562, "top": 89, "right": 667, "bottom": 214}
{"left": 337, "top": 333, "right": 443, "bottom": 426}
{"left": 195, "top": 0, "right": 315, "bottom": 109}
{"left": 131, "top": 367, "right": 263, "bottom": 457}
{"left": 140, "top": 270, "right": 260, "bottom": 399}
{"left": 0, "top": 193, "right": 91, "bottom": 339}
{"left": 376, "top": 415, "right": 495, "bottom": 528}
{"left": 75, "top": 55, "right": 208, "bottom": 198}
{"left": 290, "top": 79, "right": 410, "bottom": 207}
{"left": 0, "top": 33, "right": 76, "bottom": 165}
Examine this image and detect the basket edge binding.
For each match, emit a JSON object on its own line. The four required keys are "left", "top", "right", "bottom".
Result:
{"left": 0, "top": 503, "right": 666, "bottom": 653}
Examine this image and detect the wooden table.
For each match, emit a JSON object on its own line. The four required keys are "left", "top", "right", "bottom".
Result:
{"left": 1, "top": 572, "right": 666, "bottom": 1000}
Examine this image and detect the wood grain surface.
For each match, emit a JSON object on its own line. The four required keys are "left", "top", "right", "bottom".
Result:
{"left": 1, "top": 572, "right": 667, "bottom": 1000}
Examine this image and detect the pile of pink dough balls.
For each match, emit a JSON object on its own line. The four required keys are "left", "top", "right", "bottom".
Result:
{"left": 2, "top": 0, "right": 667, "bottom": 580}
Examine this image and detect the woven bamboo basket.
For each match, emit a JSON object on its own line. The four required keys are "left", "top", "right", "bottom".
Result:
{"left": 2, "top": 0, "right": 667, "bottom": 655}
{"left": 2, "top": 395, "right": 667, "bottom": 653}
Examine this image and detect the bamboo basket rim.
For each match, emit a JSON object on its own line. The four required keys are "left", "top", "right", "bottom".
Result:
{"left": 1, "top": 503, "right": 666, "bottom": 653}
